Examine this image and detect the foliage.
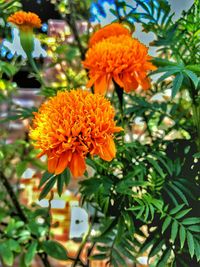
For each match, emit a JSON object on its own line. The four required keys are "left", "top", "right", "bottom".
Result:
{"left": 0, "top": 0, "right": 200, "bottom": 267}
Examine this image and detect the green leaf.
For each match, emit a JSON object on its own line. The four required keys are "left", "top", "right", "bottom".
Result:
{"left": 171, "top": 72, "right": 184, "bottom": 98}
{"left": 184, "top": 69, "right": 199, "bottom": 88}
{"left": 182, "top": 218, "right": 200, "bottom": 225}
{"left": 0, "top": 243, "right": 14, "bottom": 266}
{"left": 194, "top": 239, "right": 200, "bottom": 261}
{"left": 169, "top": 183, "right": 189, "bottom": 205}
{"left": 187, "top": 231, "right": 195, "bottom": 258}
{"left": 188, "top": 225, "right": 200, "bottom": 232}
{"left": 16, "top": 161, "right": 27, "bottom": 177}
{"left": 157, "top": 70, "right": 180, "bottom": 83}
{"left": 8, "top": 239, "right": 21, "bottom": 253}
{"left": 175, "top": 209, "right": 191, "bottom": 219}
{"left": 90, "top": 253, "right": 107, "bottom": 260}
{"left": 169, "top": 204, "right": 185, "bottom": 215}
{"left": 179, "top": 225, "right": 186, "bottom": 249}
{"left": 61, "top": 168, "right": 71, "bottom": 187}
{"left": 116, "top": 244, "right": 135, "bottom": 261}
{"left": 112, "top": 248, "right": 126, "bottom": 266}
{"left": 162, "top": 216, "right": 171, "bottom": 234}
{"left": 171, "top": 220, "right": 179, "bottom": 242}
{"left": 25, "top": 240, "right": 38, "bottom": 266}
{"left": 42, "top": 240, "right": 68, "bottom": 260}
{"left": 39, "top": 171, "right": 54, "bottom": 188}
{"left": 146, "top": 157, "right": 165, "bottom": 177}
{"left": 57, "top": 174, "right": 64, "bottom": 197}
{"left": 149, "top": 239, "right": 165, "bottom": 258}
{"left": 186, "top": 64, "right": 200, "bottom": 74}
{"left": 193, "top": 152, "right": 200, "bottom": 158}
{"left": 157, "top": 249, "right": 171, "bottom": 267}
{"left": 39, "top": 176, "right": 57, "bottom": 200}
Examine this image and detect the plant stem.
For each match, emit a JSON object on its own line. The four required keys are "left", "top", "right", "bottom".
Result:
{"left": 0, "top": 171, "right": 52, "bottom": 267}
{"left": 72, "top": 210, "right": 97, "bottom": 267}
{"left": 114, "top": 0, "right": 123, "bottom": 22}
{"left": 72, "top": 223, "right": 93, "bottom": 267}
{"left": 0, "top": 171, "right": 27, "bottom": 222}
{"left": 192, "top": 104, "right": 200, "bottom": 151}
{"left": 67, "top": 0, "right": 86, "bottom": 60}
{"left": 114, "top": 81, "right": 124, "bottom": 128}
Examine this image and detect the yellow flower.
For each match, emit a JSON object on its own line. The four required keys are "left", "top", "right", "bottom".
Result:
{"left": 29, "top": 90, "right": 122, "bottom": 177}
{"left": 83, "top": 35, "right": 156, "bottom": 94}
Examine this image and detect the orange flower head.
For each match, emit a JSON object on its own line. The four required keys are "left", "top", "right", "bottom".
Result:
{"left": 7, "top": 11, "right": 41, "bottom": 31}
{"left": 89, "top": 23, "right": 131, "bottom": 47}
{"left": 29, "top": 90, "right": 122, "bottom": 177}
{"left": 83, "top": 35, "right": 156, "bottom": 94}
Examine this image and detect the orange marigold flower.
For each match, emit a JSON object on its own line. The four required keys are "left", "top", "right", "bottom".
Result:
{"left": 83, "top": 35, "right": 156, "bottom": 94}
{"left": 7, "top": 11, "right": 41, "bottom": 30}
{"left": 89, "top": 23, "right": 131, "bottom": 47}
{"left": 29, "top": 90, "right": 122, "bottom": 177}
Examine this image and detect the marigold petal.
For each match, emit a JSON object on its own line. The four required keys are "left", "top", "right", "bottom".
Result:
{"left": 68, "top": 152, "right": 86, "bottom": 177}
{"left": 94, "top": 75, "right": 109, "bottom": 95}
{"left": 83, "top": 33, "right": 156, "bottom": 94}
{"left": 89, "top": 23, "right": 131, "bottom": 47}
{"left": 99, "top": 136, "right": 116, "bottom": 161}
{"left": 48, "top": 156, "right": 59, "bottom": 174}
{"left": 7, "top": 11, "right": 41, "bottom": 30}
{"left": 54, "top": 151, "right": 71, "bottom": 175}
{"left": 29, "top": 89, "right": 123, "bottom": 177}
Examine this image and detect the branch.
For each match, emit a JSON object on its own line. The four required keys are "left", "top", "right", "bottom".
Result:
{"left": 0, "top": 171, "right": 27, "bottom": 222}
{"left": 66, "top": 0, "right": 86, "bottom": 60}
{"left": 0, "top": 171, "right": 53, "bottom": 267}
{"left": 114, "top": 0, "right": 123, "bottom": 22}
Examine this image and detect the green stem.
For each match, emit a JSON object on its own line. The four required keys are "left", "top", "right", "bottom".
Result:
{"left": 72, "top": 210, "right": 96, "bottom": 267}
{"left": 192, "top": 104, "right": 200, "bottom": 151}
{"left": 114, "top": 81, "right": 124, "bottom": 128}
{"left": 27, "top": 55, "right": 45, "bottom": 87}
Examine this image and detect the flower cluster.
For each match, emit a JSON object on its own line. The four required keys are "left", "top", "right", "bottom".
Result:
{"left": 7, "top": 11, "right": 41, "bottom": 31}
{"left": 83, "top": 23, "right": 156, "bottom": 94}
{"left": 29, "top": 90, "right": 122, "bottom": 177}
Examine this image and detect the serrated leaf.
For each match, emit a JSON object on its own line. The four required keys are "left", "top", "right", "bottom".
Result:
{"left": 171, "top": 220, "right": 179, "bottom": 242}
{"left": 25, "top": 240, "right": 38, "bottom": 266}
{"left": 187, "top": 232, "right": 195, "bottom": 258}
{"left": 171, "top": 72, "right": 184, "bottom": 98}
{"left": 42, "top": 240, "right": 68, "bottom": 260}
{"left": 162, "top": 216, "right": 171, "bottom": 234}
{"left": 179, "top": 225, "right": 186, "bottom": 249}
{"left": 39, "top": 176, "right": 57, "bottom": 200}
